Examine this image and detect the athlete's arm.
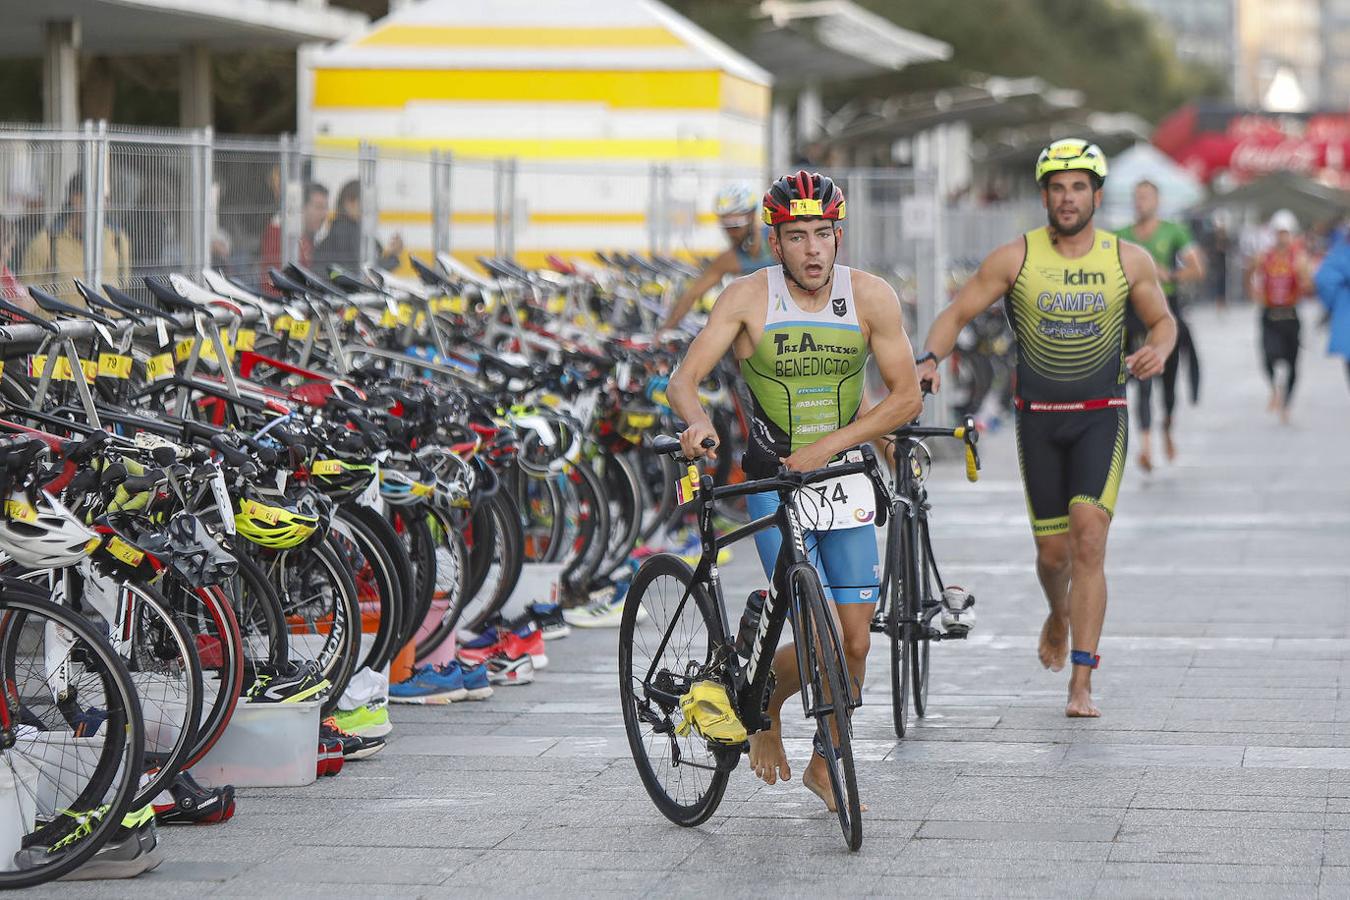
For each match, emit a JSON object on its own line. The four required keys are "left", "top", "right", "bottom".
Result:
{"left": 782, "top": 274, "right": 923, "bottom": 473}
{"left": 917, "top": 239, "right": 1022, "bottom": 392}
{"left": 1175, "top": 244, "right": 1206, "bottom": 284}
{"left": 667, "top": 279, "right": 751, "bottom": 460}
{"left": 659, "top": 249, "right": 743, "bottom": 332}
{"left": 1121, "top": 241, "right": 1177, "bottom": 380}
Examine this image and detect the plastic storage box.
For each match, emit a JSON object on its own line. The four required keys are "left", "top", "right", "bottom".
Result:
{"left": 192, "top": 698, "right": 320, "bottom": 789}
{"left": 0, "top": 766, "right": 25, "bottom": 872}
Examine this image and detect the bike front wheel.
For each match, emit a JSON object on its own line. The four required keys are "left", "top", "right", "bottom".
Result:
{"left": 618, "top": 553, "right": 731, "bottom": 827}
{"left": 792, "top": 566, "right": 862, "bottom": 851}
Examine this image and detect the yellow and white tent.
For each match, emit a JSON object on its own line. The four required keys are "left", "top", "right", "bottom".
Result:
{"left": 302, "top": 0, "right": 772, "bottom": 268}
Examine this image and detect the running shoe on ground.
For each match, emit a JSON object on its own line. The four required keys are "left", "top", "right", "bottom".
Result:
{"left": 59, "top": 807, "right": 162, "bottom": 881}
{"left": 318, "top": 737, "right": 344, "bottom": 776}
{"left": 563, "top": 582, "right": 641, "bottom": 629}
{"left": 246, "top": 660, "right": 329, "bottom": 704}
{"left": 502, "top": 625, "right": 548, "bottom": 670}
{"left": 520, "top": 601, "right": 570, "bottom": 640}
{"left": 673, "top": 531, "right": 732, "bottom": 566}
{"left": 458, "top": 626, "right": 500, "bottom": 650}
{"left": 70, "top": 706, "right": 108, "bottom": 737}
{"left": 487, "top": 652, "right": 535, "bottom": 686}
{"left": 322, "top": 717, "right": 386, "bottom": 760}
{"left": 389, "top": 665, "right": 462, "bottom": 704}
{"left": 457, "top": 636, "right": 505, "bottom": 667}
{"left": 331, "top": 702, "right": 392, "bottom": 738}
{"left": 459, "top": 662, "right": 494, "bottom": 700}
{"left": 153, "top": 772, "right": 237, "bottom": 823}
{"left": 940, "top": 585, "right": 976, "bottom": 635}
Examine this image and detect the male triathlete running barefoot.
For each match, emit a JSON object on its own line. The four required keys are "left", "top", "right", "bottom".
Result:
{"left": 667, "top": 171, "right": 922, "bottom": 809}
{"left": 914, "top": 140, "right": 1176, "bottom": 718}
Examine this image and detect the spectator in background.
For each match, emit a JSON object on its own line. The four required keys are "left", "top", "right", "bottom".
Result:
{"left": 314, "top": 180, "right": 403, "bottom": 275}
{"left": 260, "top": 181, "right": 329, "bottom": 285}
{"left": 1250, "top": 210, "right": 1311, "bottom": 423}
{"left": 1, "top": 218, "right": 24, "bottom": 307}
{"left": 1313, "top": 219, "right": 1350, "bottom": 392}
{"left": 1118, "top": 180, "right": 1205, "bottom": 470}
{"left": 18, "top": 173, "right": 129, "bottom": 308}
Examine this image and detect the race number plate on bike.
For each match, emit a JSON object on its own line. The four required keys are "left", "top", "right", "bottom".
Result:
{"left": 791, "top": 450, "right": 876, "bottom": 530}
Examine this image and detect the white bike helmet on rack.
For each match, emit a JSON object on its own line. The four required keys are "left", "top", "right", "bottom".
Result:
{"left": 0, "top": 490, "right": 98, "bottom": 569}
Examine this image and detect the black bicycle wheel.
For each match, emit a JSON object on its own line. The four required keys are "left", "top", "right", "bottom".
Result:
{"left": 223, "top": 551, "right": 288, "bottom": 670}
{"left": 911, "top": 524, "right": 933, "bottom": 720}
{"left": 392, "top": 506, "right": 438, "bottom": 652}
{"left": 792, "top": 566, "right": 862, "bottom": 851}
{"left": 0, "top": 582, "right": 145, "bottom": 889}
{"left": 618, "top": 553, "right": 731, "bottom": 827}
{"left": 261, "top": 539, "right": 361, "bottom": 713}
{"left": 330, "top": 507, "right": 402, "bottom": 673}
{"left": 883, "top": 513, "right": 909, "bottom": 739}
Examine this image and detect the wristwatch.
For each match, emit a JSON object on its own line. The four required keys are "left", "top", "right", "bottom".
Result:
{"left": 914, "top": 351, "right": 938, "bottom": 367}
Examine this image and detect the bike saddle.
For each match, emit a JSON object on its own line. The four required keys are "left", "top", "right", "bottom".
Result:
{"left": 144, "top": 275, "right": 204, "bottom": 315}
{"left": 28, "top": 287, "right": 119, "bottom": 329}
{"left": 74, "top": 280, "right": 146, "bottom": 326}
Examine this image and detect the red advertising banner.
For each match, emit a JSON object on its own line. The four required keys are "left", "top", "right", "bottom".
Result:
{"left": 1154, "top": 104, "right": 1350, "bottom": 186}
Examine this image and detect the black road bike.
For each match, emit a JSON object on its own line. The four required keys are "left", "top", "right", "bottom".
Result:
{"left": 872, "top": 414, "right": 981, "bottom": 738}
{"left": 618, "top": 435, "right": 889, "bottom": 851}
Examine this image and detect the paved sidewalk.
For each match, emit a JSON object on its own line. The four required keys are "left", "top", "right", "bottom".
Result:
{"left": 30, "top": 304, "right": 1350, "bottom": 898}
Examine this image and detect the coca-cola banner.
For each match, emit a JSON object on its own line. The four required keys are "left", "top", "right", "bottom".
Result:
{"left": 1153, "top": 103, "right": 1350, "bottom": 186}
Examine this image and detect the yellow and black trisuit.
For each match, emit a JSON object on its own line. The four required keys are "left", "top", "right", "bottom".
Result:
{"left": 1005, "top": 227, "right": 1131, "bottom": 536}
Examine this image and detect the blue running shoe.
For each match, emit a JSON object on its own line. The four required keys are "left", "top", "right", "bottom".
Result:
{"left": 459, "top": 663, "right": 494, "bottom": 701}
{"left": 426, "top": 662, "right": 468, "bottom": 702}
{"left": 459, "top": 627, "right": 500, "bottom": 650}
{"left": 389, "top": 666, "right": 459, "bottom": 705}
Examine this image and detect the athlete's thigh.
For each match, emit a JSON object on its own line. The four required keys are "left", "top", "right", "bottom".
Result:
{"left": 1015, "top": 410, "right": 1073, "bottom": 537}
{"left": 813, "top": 524, "right": 881, "bottom": 606}
{"left": 1065, "top": 407, "right": 1128, "bottom": 517}
{"left": 745, "top": 490, "right": 782, "bottom": 581}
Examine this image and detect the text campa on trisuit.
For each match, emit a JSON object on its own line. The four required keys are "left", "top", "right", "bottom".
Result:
{"left": 791, "top": 450, "right": 877, "bottom": 530}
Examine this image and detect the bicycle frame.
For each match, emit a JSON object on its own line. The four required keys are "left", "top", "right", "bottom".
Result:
{"left": 640, "top": 454, "right": 881, "bottom": 737}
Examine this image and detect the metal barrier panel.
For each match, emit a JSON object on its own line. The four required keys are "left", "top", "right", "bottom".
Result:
{"left": 663, "top": 164, "right": 763, "bottom": 263}
{"left": 303, "top": 149, "right": 363, "bottom": 277}
{"left": 364, "top": 148, "right": 433, "bottom": 274}
{"left": 505, "top": 161, "right": 655, "bottom": 269}
{"left": 212, "top": 138, "right": 286, "bottom": 291}
{"left": 106, "top": 132, "right": 209, "bottom": 300}
{"left": 0, "top": 129, "right": 101, "bottom": 305}
{"left": 445, "top": 157, "right": 500, "bottom": 268}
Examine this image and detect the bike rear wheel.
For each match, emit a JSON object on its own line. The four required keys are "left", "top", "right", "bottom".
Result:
{"left": 0, "top": 582, "right": 145, "bottom": 888}
{"left": 618, "top": 553, "right": 730, "bottom": 827}
{"left": 884, "top": 514, "right": 910, "bottom": 739}
{"left": 792, "top": 566, "right": 862, "bottom": 851}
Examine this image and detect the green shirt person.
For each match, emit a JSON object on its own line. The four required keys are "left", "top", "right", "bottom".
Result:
{"left": 1116, "top": 180, "right": 1205, "bottom": 472}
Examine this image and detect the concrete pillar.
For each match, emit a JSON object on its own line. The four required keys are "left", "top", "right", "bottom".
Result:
{"left": 179, "top": 44, "right": 212, "bottom": 129}
{"left": 796, "top": 81, "right": 823, "bottom": 147}
{"left": 43, "top": 20, "right": 80, "bottom": 128}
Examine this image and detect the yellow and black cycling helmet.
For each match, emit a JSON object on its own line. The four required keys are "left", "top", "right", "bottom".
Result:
{"left": 1034, "top": 139, "right": 1108, "bottom": 188}
{"left": 308, "top": 457, "right": 376, "bottom": 502}
{"left": 234, "top": 493, "right": 319, "bottom": 549}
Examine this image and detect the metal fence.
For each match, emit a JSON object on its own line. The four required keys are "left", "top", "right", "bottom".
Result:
{"left": 0, "top": 123, "right": 1038, "bottom": 336}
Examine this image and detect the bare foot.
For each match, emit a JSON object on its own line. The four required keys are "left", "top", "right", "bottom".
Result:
{"left": 748, "top": 729, "right": 790, "bottom": 785}
{"left": 1267, "top": 391, "right": 1279, "bottom": 413}
{"left": 1137, "top": 452, "right": 1153, "bottom": 473}
{"left": 1279, "top": 407, "right": 1291, "bottom": 426}
{"left": 803, "top": 758, "right": 868, "bottom": 813}
{"left": 1065, "top": 683, "right": 1100, "bottom": 718}
{"left": 1163, "top": 431, "right": 1177, "bottom": 462}
{"left": 1038, "top": 613, "right": 1069, "bottom": 671}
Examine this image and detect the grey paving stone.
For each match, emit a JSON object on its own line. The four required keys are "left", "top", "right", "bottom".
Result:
{"left": 1245, "top": 747, "right": 1350, "bottom": 769}
{"left": 918, "top": 819, "right": 1119, "bottom": 842}
{"left": 1065, "top": 743, "right": 1248, "bottom": 767}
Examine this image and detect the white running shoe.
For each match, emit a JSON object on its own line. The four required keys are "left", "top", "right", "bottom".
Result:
{"left": 940, "top": 586, "right": 975, "bottom": 634}
{"left": 563, "top": 586, "right": 645, "bottom": 629}
{"left": 487, "top": 653, "right": 535, "bottom": 686}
